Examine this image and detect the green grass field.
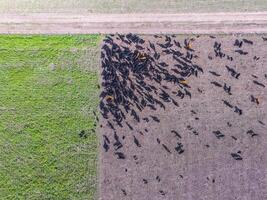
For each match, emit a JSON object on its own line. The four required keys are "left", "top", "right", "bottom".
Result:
{"left": 1, "top": 0, "right": 266, "bottom": 13}
{"left": 0, "top": 35, "right": 102, "bottom": 199}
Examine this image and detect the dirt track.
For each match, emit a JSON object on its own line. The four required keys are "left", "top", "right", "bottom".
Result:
{"left": 1, "top": 12, "right": 267, "bottom": 34}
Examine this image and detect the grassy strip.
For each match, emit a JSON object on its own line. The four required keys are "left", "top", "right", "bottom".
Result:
{"left": 0, "top": 34, "right": 102, "bottom": 199}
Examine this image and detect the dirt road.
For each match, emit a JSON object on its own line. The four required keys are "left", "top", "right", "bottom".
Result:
{"left": 1, "top": 12, "right": 267, "bottom": 34}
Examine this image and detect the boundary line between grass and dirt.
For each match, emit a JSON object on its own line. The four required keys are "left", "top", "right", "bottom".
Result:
{"left": 1, "top": 12, "right": 267, "bottom": 34}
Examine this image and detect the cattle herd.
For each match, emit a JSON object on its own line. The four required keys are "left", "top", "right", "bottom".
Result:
{"left": 99, "top": 34, "right": 266, "bottom": 199}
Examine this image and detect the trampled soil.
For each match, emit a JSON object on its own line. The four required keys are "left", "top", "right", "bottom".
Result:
{"left": 99, "top": 34, "right": 267, "bottom": 200}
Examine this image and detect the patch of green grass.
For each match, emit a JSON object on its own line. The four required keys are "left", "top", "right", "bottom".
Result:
{"left": 1, "top": 0, "right": 267, "bottom": 13}
{"left": 0, "top": 35, "right": 102, "bottom": 199}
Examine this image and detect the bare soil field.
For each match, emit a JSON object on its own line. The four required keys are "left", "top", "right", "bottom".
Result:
{"left": 99, "top": 34, "right": 267, "bottom": 200}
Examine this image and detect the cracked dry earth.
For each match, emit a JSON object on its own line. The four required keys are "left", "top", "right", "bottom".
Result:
{"left": 99, "top": 34, "right": 267, "bottom": 200}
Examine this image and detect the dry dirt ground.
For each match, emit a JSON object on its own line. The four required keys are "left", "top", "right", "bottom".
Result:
{"left": 1, "top": 13, "right": 267, "bottom": 34}
{"left": 99, "top": 34, "right": 267, "bottom": 200}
